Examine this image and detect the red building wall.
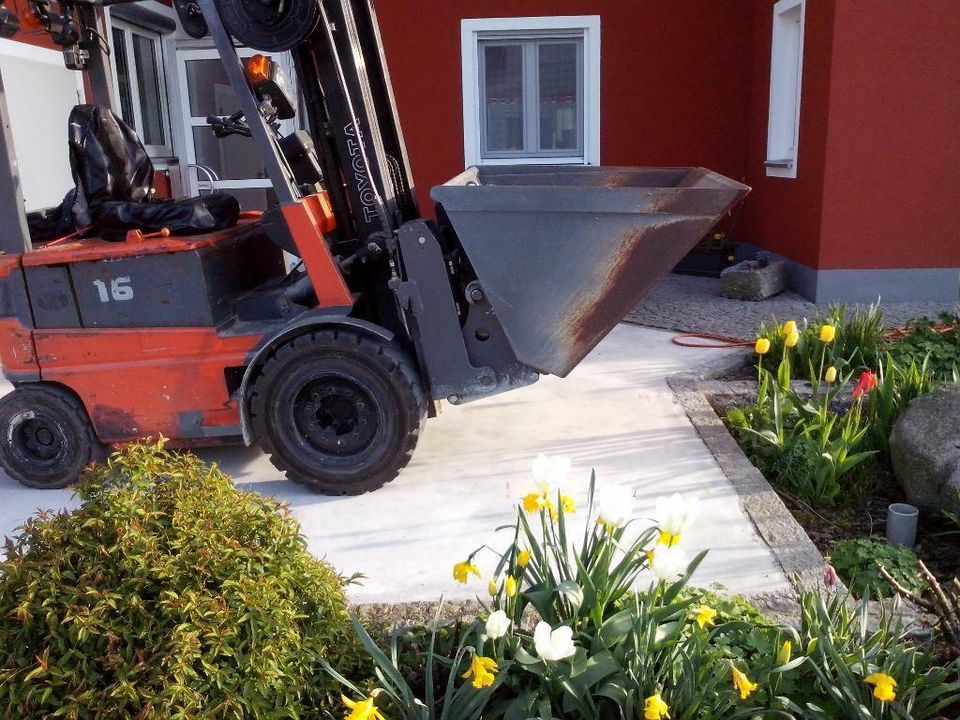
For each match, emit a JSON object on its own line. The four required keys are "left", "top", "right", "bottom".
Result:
{"left": 818, "top": 1, "right": 960, "bottom": 270}
{"left": 739, "top": 0, "right": 835, "bottom": 270}
{"left": 376, "top": 0, "right": 754, "bottom": 213}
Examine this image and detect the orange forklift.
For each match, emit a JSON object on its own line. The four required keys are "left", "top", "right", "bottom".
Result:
{"left": 0, "top": 0, "right": 748, "bottom": 493}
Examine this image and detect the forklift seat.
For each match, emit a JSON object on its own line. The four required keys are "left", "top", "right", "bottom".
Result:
{"left": 28, "top": 105, "right": 240, "bottom": 244}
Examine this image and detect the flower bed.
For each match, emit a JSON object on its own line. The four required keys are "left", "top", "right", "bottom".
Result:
{"left": 331, "top": 454, "right": 960, "bottom": 719}
{"left": 716, "top": 305, "right": 960, "bottom": 663}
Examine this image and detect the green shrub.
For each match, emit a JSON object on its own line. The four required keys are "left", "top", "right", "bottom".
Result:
{"left": 831, "top": 537, "right": 925, "bottom": 599}
{"left": 0, "top": 440, "right": 365, "bottom": 719}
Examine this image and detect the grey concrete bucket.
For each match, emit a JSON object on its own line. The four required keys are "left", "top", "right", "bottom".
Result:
{"left": 431, "top": 165, "right": 751, "bottom": 377}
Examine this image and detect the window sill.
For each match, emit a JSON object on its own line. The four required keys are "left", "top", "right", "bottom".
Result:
{"left": 478, "top": 156, "right": 589, "bottom": 166}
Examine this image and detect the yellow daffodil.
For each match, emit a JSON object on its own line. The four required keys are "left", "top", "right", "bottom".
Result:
{"left": 754, "top": 337, "right": 771, "bottom": 355}
{"left": 824, "top": 366, "right": 837, "bottom": 383}
{"left": 645, "top": 549, "right": 656, "bottom": 566}
{"left": 341, "top": 694, "right": 385, "bottom": 720}
{"left": 692, "top": 605, "right": 717, "bottom": 629}
{"left": 731, "top": 667, "right": 758, "bottom": 700}
{"left": 505, "top": 575, "right": 518, "bottom": 598}
{"left": 781, "top": 320, "right": 797, "bottom": 337}
{"left": 462, "top": 654, "right": 498, "bottom": 689}
{"left": 523, "top": 492, "right": 547, "bottom": 513}
{"left": 865, "top": 673, "right": 897, "bottom": 703}
{"left": 560, "top": 494, "right": 576, "bottom": 514}
{"left": 819, "top": 324, "right": 836, "bottom": 343}
{"left": 517, "top": 549, "right": 532, "bottom": 568}
{"left": 784, "top": 329, "right": 800, "bottom": 348}
{"left": 658, "top": 530, "right": 681, "bottom": 547}
{"left": 643, "top": 692, "right": 671, "bottom": 720}
{"left": 453, "top": 561, "right": 480, "bottom": 584}
{"left": 776, "top": 640, "right": 793, "bottom": 666}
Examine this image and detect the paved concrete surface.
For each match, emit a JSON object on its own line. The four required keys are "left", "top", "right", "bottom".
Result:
{"left": 626, "top": 273, "right": 958, "bottom": 340}
{"left": 0, "top": 324, "right": 790, "bottom": 603}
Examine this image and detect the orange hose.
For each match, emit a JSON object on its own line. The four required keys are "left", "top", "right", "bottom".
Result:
{"left": 671, "top": 332, "right": 754, "bottom": 349}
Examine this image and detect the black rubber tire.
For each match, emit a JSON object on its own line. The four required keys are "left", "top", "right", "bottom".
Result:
{"left": 0, "top": 384, "right": 104, "bottom": 489}
{"left": 217, "top": 0, "right": 320, "bottom": 52}
{"left": 249, "top": 329, "right": 426, "bottom": 494}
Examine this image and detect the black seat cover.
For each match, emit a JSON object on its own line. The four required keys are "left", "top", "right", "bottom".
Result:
{"left": 27, "top": 105, "right": 239, "bottom": 243}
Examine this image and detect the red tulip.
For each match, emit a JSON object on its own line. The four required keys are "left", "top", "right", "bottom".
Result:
{"left": 852, "top": 371, "right": 878, "bottom": 399}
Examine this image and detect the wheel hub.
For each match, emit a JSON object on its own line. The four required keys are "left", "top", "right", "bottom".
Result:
{"left": 294, "top": 377, "right": 378, "bottom": 456}
{"left": 13, "top": 415, "right": 65, "bottom": 465}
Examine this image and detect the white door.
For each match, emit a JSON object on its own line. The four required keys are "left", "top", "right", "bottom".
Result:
{"left": 175, "top": 48, "right": 296, "bottom": 211}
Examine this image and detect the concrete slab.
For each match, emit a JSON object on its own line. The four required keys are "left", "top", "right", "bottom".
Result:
{"left": 0, "top": 324, "right": 790, "bottom": 603}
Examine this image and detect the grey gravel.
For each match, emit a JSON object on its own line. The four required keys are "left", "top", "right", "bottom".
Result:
{"left": 625, "top": 274, "right": 958, "bottom": 340}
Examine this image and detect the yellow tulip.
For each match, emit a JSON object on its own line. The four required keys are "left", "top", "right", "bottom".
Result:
{"left": 452, "top": 561, "right": 480, "bottom": 584}
{"left": 781, "top": 320, "right": 797, "bottom": 337}
{"left": 643, "top": 692, "right": 671, "bottom": 720}
{"left": 819, "top": 324, "right": 836, "bottom": 343}
{"left": 776, "top": 640, "right": 793, "bottom": 666}
{"left": 731, "top": 667, "right": 758, "bottom": 700}
{"left": 488, "top": 579, "right": 498, "bottom": 596}
{"left": 865, "top": 673, "right": 897, "bottom": 703}
{"left": 784, "top": 329, "right": 800, "bottom": 348}
{"left": 754, "top": 337, "right": 771, "bottom": 355}
{"left": 505, "top": 575, "right": 518, "bottom": 598}
{"left": 462, "top": 654, "right": 498, "bottom": 689}
{"left": 824, "top": 366, "right": 838, "bottom": 383}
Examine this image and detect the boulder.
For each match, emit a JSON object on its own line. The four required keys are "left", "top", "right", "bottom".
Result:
{"left": 720, "top": 256, "right": 787, "bottom": 301}
{"left": 889, "top": 385, "right": 960, "bottom": 515}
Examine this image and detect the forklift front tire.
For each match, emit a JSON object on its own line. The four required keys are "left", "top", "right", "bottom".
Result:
{"left": 249, "top": 329, "right": 426, "bottom": 495}
{"left": 0, "top": 384, "right": 104, "bottom": 489}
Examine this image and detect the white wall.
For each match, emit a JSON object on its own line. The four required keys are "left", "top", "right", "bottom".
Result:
{"left": 0, "top": 40, "right": 83, "bottom": 211}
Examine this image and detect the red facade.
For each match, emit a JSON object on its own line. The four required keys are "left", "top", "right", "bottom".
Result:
{"left": 378, "top": 0, "right": 960, "bottom": 299}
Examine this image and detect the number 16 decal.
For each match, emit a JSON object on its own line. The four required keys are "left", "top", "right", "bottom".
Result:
{"left": 92, "top": 277, "right": 134, "bottom": 302}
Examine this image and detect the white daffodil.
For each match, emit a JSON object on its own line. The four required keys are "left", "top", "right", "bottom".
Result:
{"left": 655, "top": 493, "right": 701, "bottom": 540}
{"left": 650, "top": 544, "right": 687, "bottom": 582}
{"left": 531, "top": 453, "right": 571, "bottom": 495}
{"left": 595, "top": 483, "right": 635, "bottom": 529}
{"left": 533, "top": 621, "right": 576, "bottom": 661}
{"left": 485, "top": 610, "right": 511, "bottom": 639}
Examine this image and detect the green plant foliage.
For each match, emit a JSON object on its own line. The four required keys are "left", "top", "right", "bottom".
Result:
{"left": 831, "top": 537, "right": 925, "bottom": 600}
{"left": 755, "top": 303, "right": 886, "bottom": 375}
{"left": 863, "top": 352, "right": 938, "bottom": 458}
{"left": 886, "top": 312, "right": 960, "bottom": 382}
{"left": 726, "top": 354, "right": 876, "bottom": 505}
{"left": 327, "top": 463, "right": 960, "bottom": 719}
{"left": 0, "top": 440, "right": 365, "bottom": 719}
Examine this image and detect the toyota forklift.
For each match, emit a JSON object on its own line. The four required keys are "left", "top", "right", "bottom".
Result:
{"left": 0, "top": 0, "right": 748, "bottom": 493}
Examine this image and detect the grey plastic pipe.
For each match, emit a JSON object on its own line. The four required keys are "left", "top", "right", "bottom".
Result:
{"left": 887, "top": 503, "right": 919, "bottom": 547}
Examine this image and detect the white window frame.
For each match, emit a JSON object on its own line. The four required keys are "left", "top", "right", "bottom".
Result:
{"left": 765, "top": 0, "right": 805, "bottom": 179}
{"left": 107, "top": 18, "right": 174, "bottom": 157}
{"left": 461, "top": 16, "right": 600, "bottom": 167}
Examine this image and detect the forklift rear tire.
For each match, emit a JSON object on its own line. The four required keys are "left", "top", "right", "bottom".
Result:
{"left": 0, "top": 384, "right": 104, "bottom": 489}
{"left": 249, "top": 329, "right": 426, "bottom": 494}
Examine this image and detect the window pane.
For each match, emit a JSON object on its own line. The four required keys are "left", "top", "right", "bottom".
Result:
{"left": 132, "top": 34, "right": 165, "bottom": 147}
{"left": 482, "top": 44, "right": 523, "bottom": 152}
{"left": 192, "top": 127, "right": 268, "bottom": 181}
{"left": 538, "top": 42, "right": 579, "bottom": 152}
{"left": 185, "top": 59, "right": 237, "bottom": 117}
{"left": 112, "top": 28, "right": 135, "bottom": 129}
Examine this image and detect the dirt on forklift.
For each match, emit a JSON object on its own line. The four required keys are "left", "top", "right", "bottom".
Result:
{"left": 0, "top": 0, "right": 748, "bottom": 494}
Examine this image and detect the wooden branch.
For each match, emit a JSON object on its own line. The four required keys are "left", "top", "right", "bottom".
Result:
{"left": 877, "top": 564, "right": 932, "bottom": 610}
